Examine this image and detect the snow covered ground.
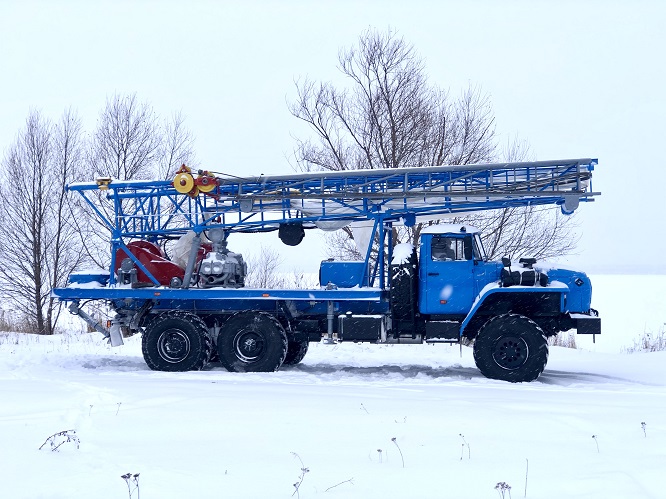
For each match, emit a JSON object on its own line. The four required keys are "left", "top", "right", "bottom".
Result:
{"left": 1, "top": 274, "right": 665, "bottom": 499}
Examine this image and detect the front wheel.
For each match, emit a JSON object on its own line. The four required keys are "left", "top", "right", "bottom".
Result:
{"left": 473, "top": 314, "right": 548, "bottom": 382}
{"left": 217, "top": 312, "right": 288, "bottom": 372}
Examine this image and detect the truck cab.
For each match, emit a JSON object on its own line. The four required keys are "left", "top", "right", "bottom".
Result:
{"left": 418, "top": 224, "right": 500, "bottom": 315}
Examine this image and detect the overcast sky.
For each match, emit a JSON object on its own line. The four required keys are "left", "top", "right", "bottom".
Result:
{"left": 1, "top": 0, "right": 664, "bottom": 274}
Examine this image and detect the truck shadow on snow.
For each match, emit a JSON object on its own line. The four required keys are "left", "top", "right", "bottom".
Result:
{"left": 537, "top": 370, "right": 656, "bottom": 386}
{"left": 81, "top": 357, "right": 151, "bottom": 371}
{"left": 78, "top": 359, "right": 653, "bottom": 386}
{"left": 282, "top": 364, "right": 653, "bottom": 386}
{"left": 281, "top": 363, "right": 484, "bottom": 381}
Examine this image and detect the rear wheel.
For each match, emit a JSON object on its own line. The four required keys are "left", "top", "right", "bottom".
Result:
{"left": 473, "top": 314, "right": 548, "bottom": 382}
{"left": 142, "top": 311, "right": 211, "bottom": 371}
{"left": 217, "top": 312, "right": 288, "bottom": 372}
{"left": 282, "top": 339, "right": 309, "bottom": 366}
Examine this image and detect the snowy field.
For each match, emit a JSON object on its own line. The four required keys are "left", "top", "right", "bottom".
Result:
{"left": 1, "top": 274, "right": 665, "bottom": 499}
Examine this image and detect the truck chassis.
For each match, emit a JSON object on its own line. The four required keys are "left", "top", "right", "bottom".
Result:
{"left": 54, "top": 158, "right": 601, "bottom": 382}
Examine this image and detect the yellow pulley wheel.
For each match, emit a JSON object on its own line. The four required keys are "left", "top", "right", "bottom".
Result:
{"left": 197, "top": 176, "right": 217, "bottom": 193}
{"left": 174, "top": 172, "right": 194, "bottom": 193}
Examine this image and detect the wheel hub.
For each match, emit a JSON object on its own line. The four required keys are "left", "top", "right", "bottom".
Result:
{"left": 243, "top": 337, "right": 257, "bottom": 351}
{"left": 157, "top": 329, "right": 191, "bottom": 363}
{"left": 234, "top": 330, "right": 265, "bottom": 363}
{"left": 492, "top": 335, "right": 528, "bottom": 370}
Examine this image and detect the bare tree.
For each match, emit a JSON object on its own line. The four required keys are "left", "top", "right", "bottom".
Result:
{"left": 463, "top": 135, "right": 579, "bottom": 260}
{"left": 290, "top": 28, "right": 577, "bottom": 260}
{"left": 244, "top": 245, "right": 286, "bottom": 289}
{"left": 89, "top": 93, "right": 161, "bottom": 180}
{"left": 290, "top": 30, "right": 495, "bottom": 172}
{"left": 89, "top": 95, "right": 195, "bottom": 181}
{"left": 156, "top": 111, "right": 196, "bottom": 180}
{"left": 467, "top": 206, "right": 579, "bottom": 260}
{"left": 44, "top": 109, "right": 88, "bottom": 330}
{"left": 244, "top": 245, "right": 318, "bottom": 289}
{"left": 0, "top": 110, "right": 85, "bottom": 334}
{"left": 0, "top": 112, "right": 51, "bottom": 333}
{"left": 0, "top": 98, "right": 196, "bottom": 332}
{"left": 82, "top": 95, "right": 196, "bottom": 267}
{"left": 323, "top": 229, "right": 364, "bottom": 261}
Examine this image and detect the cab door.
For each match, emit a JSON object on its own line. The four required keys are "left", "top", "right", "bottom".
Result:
{"left": 419, "top": 235, "right": 476, "bottom": 315}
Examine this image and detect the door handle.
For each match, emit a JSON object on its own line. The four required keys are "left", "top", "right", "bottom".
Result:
{"left": 428, "top": 272, "right": 440, "bottom": 276}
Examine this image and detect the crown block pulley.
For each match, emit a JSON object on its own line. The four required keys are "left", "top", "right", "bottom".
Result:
{"left": 173, "top": 164, "right": 218, "bottom": 197}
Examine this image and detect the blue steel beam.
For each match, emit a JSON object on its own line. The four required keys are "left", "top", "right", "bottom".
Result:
{"left": 68, "top": 158, "right": 599, "bottom": 241}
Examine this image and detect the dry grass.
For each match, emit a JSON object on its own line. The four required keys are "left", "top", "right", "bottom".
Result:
{"left": 624, "top": 326, "right": 666, "bottom": 353}
{"left": 548, "top": 331, "right": 577, "bottom": 349}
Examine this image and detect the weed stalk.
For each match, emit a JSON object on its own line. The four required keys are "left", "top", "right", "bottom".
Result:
{"left": 391, "top": 437, "right": 405, "bottom": 468}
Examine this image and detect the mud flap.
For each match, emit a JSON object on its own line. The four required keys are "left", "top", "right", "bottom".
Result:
{"left": 109, "top": 324, "right": 125, "bottom": 347}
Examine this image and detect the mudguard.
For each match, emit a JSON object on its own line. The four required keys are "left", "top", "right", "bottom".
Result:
{"left": 460, "top": 281, "right": 569, "bottom": 337}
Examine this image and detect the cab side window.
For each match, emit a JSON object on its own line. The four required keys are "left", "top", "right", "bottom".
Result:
{"left": 432, "top": 237, "right": 468, "bottom": 261}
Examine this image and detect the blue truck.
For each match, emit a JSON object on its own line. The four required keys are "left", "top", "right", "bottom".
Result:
{"left": 53, "top": 158, "right": 601, "bottom": 382}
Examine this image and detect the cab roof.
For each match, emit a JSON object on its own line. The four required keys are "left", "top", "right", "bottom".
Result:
{"left": 419, "top": 224, "right": 480, "bottom": 235}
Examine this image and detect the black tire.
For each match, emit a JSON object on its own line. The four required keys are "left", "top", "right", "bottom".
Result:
{"left": 473, "top": 314, "right": 549, "bottom": 382}
{"left": 217, "top": 312, "right": 288, "bottom": 372}
{"left": 142, "top": 311, "right": 211, "bottom": 372}
{"left": 282, "top": 339, "right": 309, "bottom": 366}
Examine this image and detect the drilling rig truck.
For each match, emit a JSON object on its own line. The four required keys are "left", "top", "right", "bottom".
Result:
{"left": 53, "top": 158, "right": 601, "bottom": 382}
